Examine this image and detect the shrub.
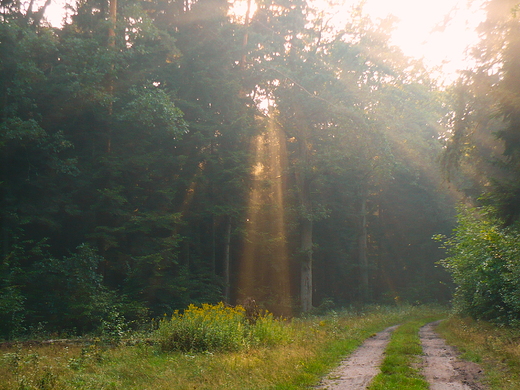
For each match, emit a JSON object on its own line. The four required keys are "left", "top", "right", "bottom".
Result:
{"left": 154, "top": 302, "right": 291, "bottom": 352}
{"left": 155, "top": 302, "right": 247, "bottom": 352}
{"left": 438, "top": 206, "right": 520, "bottom": 325}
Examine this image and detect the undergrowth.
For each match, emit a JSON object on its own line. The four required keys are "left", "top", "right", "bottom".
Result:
{"left": 154, "top": 302, "right": 291, "bottom": 352}
{"left": 0, "top": 304, "right": 446, "bottom": 390}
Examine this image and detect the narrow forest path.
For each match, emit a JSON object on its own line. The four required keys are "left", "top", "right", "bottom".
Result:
{"left": 316, "top": 325, "right": 398, "bottom": 389}
{"left": 420, "top": 321, "right": 486, "bottom": 390}
{"left": 317, "top": 321, "right": 486, "bottom": 390}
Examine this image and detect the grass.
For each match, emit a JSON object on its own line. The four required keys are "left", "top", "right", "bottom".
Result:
{"left": 0, "top": 304, "right": 447, "bottom": 390}
{"left": 367, "top": 312, "right": 444, "bottom": 390}
{"left": 437, "top": 315, "right": 520, "bottom": 390}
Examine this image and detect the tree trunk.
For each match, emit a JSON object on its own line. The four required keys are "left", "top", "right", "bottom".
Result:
{"left": 223, "top": 216, "right": 231, "bottom": 303}
{"left": 240, "top": 0, "right": 252, "bottom": 70}
{"left": 211, "top": 215, "right": 216, "bottom": 273}
{"left": 107, "top": 0, "right": 117, "bottom": 153}
{"left": 108, "top": 0, "right": 117, "bottom": 47}
{"left": 300, "top": 216, "right": 313, "bottom": 312}
{"left": 359, "top": 190, "right": 369, "bottom": 301}
{"left": 296, "top": 132, "right": 313, "bottom": 312}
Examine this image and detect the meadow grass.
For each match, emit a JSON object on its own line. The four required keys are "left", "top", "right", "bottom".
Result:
{"left": 367, "top": 312, "right": 444, "bottom": 390}
{"left": 0, "top": 304, "right": 446, "bottom": 390}
{"left": 437, "top": 316, "right": 520, "bottom": 390}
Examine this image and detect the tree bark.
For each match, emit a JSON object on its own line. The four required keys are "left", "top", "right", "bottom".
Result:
{"left": 300, "top": 216, "right": 313, "bottom": 312}
{"left": 107, "top": 0, "right": 117, "bottom": 153}
{"left": 223, "top": 216, "right": 231, "bottom": 303}
{"left": 359, "top": 190, "right": 369, "bottom": 301}
{"left": 240, "top": 0, "right": 252, "bottom": 70}
{"left": 296, "top": 133, "right": 313, "bottom": 312}
{"left": 211, "top": 215, "right": 216, "bottom": 273}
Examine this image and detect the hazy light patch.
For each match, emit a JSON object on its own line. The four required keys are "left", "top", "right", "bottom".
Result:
{"left": 323, "top": 0, "right": 486, "bottom": 83}
{"left": 363, "top": 0, "right": 486, "bottom": 83}
{"left": 44, "top": 0, "right": 71, "bottom": 26}
{"left": 42, "top": 0, "right": 486, "bottom": 84}
{"left": 229, "top": 0, "right": 258, "bottom": 23}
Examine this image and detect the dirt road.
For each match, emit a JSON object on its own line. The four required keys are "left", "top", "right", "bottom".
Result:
{"left": 420, "top": 321, "right": 486, "bottom": 390}
{"left": 317, "top": 325, "right": 398, "bottom": 390}
{"left": 317, "top": 321, "right": 486, "bottom": 390}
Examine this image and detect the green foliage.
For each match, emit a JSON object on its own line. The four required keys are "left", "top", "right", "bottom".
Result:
{"left": 0, "top": 0, "right": 453, "bottom": 335}
{"left": 154, "top": 302, "right": 291, "bottom": 352}
{"left": 118, "top": 87, "right": 187, "bottom": 137}
{"left": 0, "top": 281, "right": 25, "bottom": 338}
{"left": 25, "top": 244, "right": 122, "bottom": 334}
{"left": 439, "top": 206, "right": 520, "bottom": 325}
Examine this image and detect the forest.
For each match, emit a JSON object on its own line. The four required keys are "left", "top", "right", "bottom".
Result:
{"left": 1, "top": 0, "right": 520, "bottom": 340}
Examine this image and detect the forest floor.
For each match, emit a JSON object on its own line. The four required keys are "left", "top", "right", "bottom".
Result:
{"left": 5, "top": 306, "right": 515, "bottom": 389}
{"left": 317, "top": 320, "right": 486, "bottom": 390}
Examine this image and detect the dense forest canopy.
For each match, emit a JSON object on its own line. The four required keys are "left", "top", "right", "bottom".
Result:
{"left": 2, "top": 0, "right": 518, "bottom": 338}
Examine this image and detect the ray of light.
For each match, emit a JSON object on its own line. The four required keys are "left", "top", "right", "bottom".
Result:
{"left": 237, "top": 112, "right": 292, "bottom": 315}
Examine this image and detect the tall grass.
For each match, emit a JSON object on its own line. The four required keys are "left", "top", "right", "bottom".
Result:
{"left": 438, "top": 316, "right": 520, "bottom": 390}
{"left": 0, "top": 304, "right": 447, "bottom": 390}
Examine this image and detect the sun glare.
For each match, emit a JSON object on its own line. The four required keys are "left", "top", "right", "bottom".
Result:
{"left": 229, "top": 0, "right": 258, "bottom": 23}
{"left": 357, "top": 0, "right": 486, "bottom": 82}
{"left": 43, "top": 0, "right": 486, "bottom": 83}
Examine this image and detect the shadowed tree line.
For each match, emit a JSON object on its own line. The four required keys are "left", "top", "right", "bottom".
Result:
{"left": 0, "top": 0, "right": 455, "bottom": 338}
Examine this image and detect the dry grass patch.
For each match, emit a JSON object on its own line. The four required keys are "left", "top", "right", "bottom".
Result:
{"left": 437, "top": 316, "right": 520, "bottom": 390}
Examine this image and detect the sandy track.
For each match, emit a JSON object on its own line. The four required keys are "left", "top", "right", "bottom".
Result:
{"left": 317, "top": 321, "right": 486, "bottom": 390}
{"left": 420, "top": 321, "right": 486, "bottom": 390}
{"left": 316, "top": 325, "right": 399, "bottom": 390}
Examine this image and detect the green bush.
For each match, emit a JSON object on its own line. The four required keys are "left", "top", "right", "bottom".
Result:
{"left": 154, "top": 302, "right": 291, "bottom": 352}
{"left": 438, "top": 206, "right": 520, "bottom": 325}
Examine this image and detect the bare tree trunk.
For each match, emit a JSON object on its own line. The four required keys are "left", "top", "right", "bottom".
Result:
{"left": 296, "top": 133, "right": 313, "bottom": 312}
{"left": 359, "top": 190, "right": 369, "bottom": 301}
{"left": 108, "top": 0, "right": 117, "bottom": 47}
{"left": 107, "top": 0, "right": 117, "bottom": 153}
{"left": 223, "top": 217, "right": 231, "bottom": 303}
{"left": 300, "top": 216, "right": 313, "bottom": 312}
{"left": 211, "top": 215, "right": 216, "bottom": 273}
{"left": 25, "top": 0, "right": 52, "bottom": 27}
{"left": 240, "top": 0, "right": 252, "bottom": 70}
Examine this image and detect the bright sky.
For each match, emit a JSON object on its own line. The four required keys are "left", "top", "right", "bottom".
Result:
{"left": 345, "top": 0, "right": 487, "bottom": 83}
{"left": 44, "top": 0, "right": 487, "bottom": 83}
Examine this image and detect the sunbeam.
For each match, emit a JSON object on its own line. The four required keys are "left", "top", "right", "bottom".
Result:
{"left": 237, "top": 111, "right": 292, "bottom": 315}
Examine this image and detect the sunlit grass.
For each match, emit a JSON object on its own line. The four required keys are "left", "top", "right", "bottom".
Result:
{"left": 437, "top": 316, "right": 520, "bottom": 390}
{"left": 0, "top": 305, "right": 447, "bottom": 390}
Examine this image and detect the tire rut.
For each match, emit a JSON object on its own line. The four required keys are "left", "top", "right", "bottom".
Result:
{"left": 316, "top": 325, "right": 399, "bottom": 390}
{"left": 317, "top": 321, "right": 487, "bottom": 390}
{"left": 420, "top": 320, "right": 486, "bottom": 390}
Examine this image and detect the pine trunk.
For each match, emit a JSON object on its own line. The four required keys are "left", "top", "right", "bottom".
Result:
{"left": 300, "top": 217, "right": 313, "bottom": 312}
{"left": 223, "top": 217, "right": 231, "bottom": 303}
{"left": 359, "top": 191, "right": 369, "bottom": 301}
{"left": 296, "top": 131, "right": 313, "bottom": 312}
